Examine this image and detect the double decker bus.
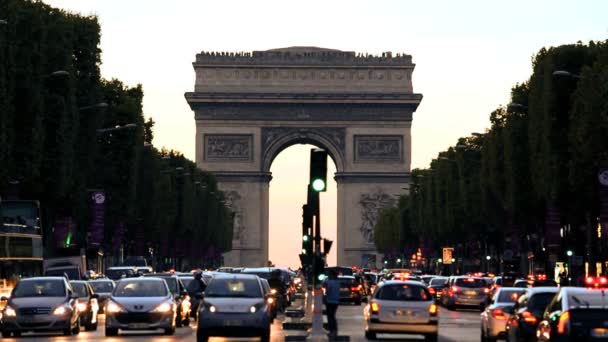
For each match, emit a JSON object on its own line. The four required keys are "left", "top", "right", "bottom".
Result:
{"left": 0, "top": 200, "right": 43, "bottom": 297}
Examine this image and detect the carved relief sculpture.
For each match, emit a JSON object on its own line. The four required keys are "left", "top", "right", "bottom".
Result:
{"left": 224, "top": 190, "right": 246, "bottom": 242}
{"left": 354, "top": 135, "right": 403, "bottom": 162}
{"left": 359, "top": 191, "right": 397, "bottom": 243}
{"left": 204, "top": 134, "right": 252, "bottom": 161}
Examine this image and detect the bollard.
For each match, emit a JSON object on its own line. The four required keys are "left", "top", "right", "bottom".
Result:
{"left": 306, "top": 286, "right": 327, "bottom": 341}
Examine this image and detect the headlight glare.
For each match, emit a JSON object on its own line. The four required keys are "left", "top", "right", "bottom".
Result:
{"left": 250, "top": 305, "right": 256, "bottom": 313}
{"left": 209, "top": 305, "right": 216, "bottom": 313}
{"left": 106, "top": 301, "right": 123, "bottom": 313}
{"left": 4, "top": 306, "right": 16, "bottom": 317}
{"left": 77, "top": 303, "right": 87, "bottom": 312}
{"left": 153, "top": 302, "right": 173, "bottom": 313}
{"left": 53, "top": 306, "right": 67, "bottom": 315}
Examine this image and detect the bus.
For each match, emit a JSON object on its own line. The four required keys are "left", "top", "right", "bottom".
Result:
{"left": 0, "top": 200, "right": 43, "bottom": 297}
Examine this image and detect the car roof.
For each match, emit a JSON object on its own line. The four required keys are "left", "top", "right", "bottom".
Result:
{"left": 69, "top": 280, "right": 88, "bottom": 284}
{"left": 143, "top": 273, "right": 178, "bottom": 278}
{"left": 107, "top": 266, "right": 136, "bottom": 270}
{"left": 378, "top": 280, "right": 426, "bottom": 287}
{"left": 526, "top": 286, "right": 559, "bottom": 295}
{"left": 338, "top": 275, "right": 356, "bottom": 279}
{"left": 211, "top": 273, "right": 260, "bottom": 280}
{"left": 88, "top": 279, "right": 114, "bottom": 282}
{"left": 116, "top": 277, "right": 165, "bottom": 282}
{"left": 22, "top": 277, "right": 66, "bottom": 282}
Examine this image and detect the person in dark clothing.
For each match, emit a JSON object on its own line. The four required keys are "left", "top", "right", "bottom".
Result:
{"left": 325, "top": 269, "right": 341, "bottom": 339}
{"left": 187, "top": 271, "right": 206, "bottom": 318}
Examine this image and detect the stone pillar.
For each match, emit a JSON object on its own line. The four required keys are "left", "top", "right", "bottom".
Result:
{"left": 335, "top": 172, "right": 409, "bottom": 268}
{"left": 216, "top": 172, "right": 271, "bottom": 267}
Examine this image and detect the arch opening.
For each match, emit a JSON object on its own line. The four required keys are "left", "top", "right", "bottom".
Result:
{"left": 269, "top": 144, "right": 338, "bottom": 269}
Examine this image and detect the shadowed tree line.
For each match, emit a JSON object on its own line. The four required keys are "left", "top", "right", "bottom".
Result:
{"left": 0, "top": 0, "right": 232, "bottom": 269}
{"left": 375, "top": 40, "right": 608, "bottom": 276}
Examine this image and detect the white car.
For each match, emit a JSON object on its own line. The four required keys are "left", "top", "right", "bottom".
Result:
{"left": 364, "top": 280, "right": 438, "bottom": 341}
{"left": 480, "top": 287, "right": 526, "bottom": 342}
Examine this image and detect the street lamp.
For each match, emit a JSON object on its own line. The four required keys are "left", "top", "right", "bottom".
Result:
{"left": 79, "top": 102, "right": 108, "bottom": 111}
{"left": 553, "top": 70, "right": 580, "bottom": 79}
{"left": 46, "top": 70, "right": 69, "bottom": 78}
{"left": 96, "top": 123, "right": 137, "bottom": 134}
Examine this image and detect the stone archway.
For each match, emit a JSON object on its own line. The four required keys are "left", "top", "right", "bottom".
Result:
{"left": 185, "top": 47, "right": 422, "bottom": 267}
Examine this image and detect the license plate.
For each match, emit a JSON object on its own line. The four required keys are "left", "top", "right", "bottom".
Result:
{"left": 592, "top": 328, "right": 608, "bottom": 337}
{"left": 395, "top": 309, "right": 413, "bottom": 316}
{"left": 466, "top": 291, "right": 477, "bottom": 295}
{"left": 128, "top": 323, "right": 148, "bottom": 329}
{"left": 224, "top": 320, "right": 243, "bottom": 326}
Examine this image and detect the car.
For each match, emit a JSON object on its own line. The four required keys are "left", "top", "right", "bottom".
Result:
{"left": 441, "top": 276, "right": 489, "bottom": 310}
{"left": 364, "top": 280, "right": 438, "bottom": 341}
{"left": 420, "top": 275, "right": 438, "bottom": 286}
{"left": 259, "top": 278, "right": 278, "bottom": 321}
{"left": 480, "top": 287, "right": 527, "bottom": 342}
{"left": 428, "top": 276, "right": 448, "bottom": 301}
{"left": 505, "top": 287, "right": 559, "bottom": 342}
{"left": 143, "top": 273, "right": 191, "bottom": 327}
{"left": 105, "top": 266, "right": 138, "bottom": 281}
{"left": 196, "top": 273, "right": 272, "bottom": 341}
{"left": 513, "top": 278, "right": 558, "bottom": 288}
{"left": 104, "top": 277, "right": 177, "bottom": 336}
{"left": 87, "top": 279, "right": 115, "bottom": 313}
{"left": 69, "top": 280, "right": 99, "bottom": 331}
{"left": 335, "top": 275, "right": 363, "bottom": 305}
{"left": 241, "top": 267, "right": 294, "bottom": 308}
{"left": 1, "top": 277, "right": 81, "bottom": 337}
{"left": 536, "top": 287, "right": 608, "bottom": 341}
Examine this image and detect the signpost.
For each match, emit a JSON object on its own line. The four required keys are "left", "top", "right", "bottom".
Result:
{"left": 442, "top": 248, "right": 454, "bottom": 265}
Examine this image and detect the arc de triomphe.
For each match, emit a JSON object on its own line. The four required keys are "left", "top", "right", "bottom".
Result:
{"left": 185, "top": 47, "right": 422, "bottom": 267}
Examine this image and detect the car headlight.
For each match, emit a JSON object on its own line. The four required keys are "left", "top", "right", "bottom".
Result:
{"left": 250, "top": 302, "right": 266, "bottom": 313}
{"left": 106, "top": 301, "right": 124, "bottom": 313}
{"left": 209, "top": 305, "right": 216, "bottom": 313}
{"left": 249, "top": 305, "right": 257, "bottom": 313}
{"left": 4, "top": 306, "right": 17, "bottom": 317}
{"left": 53, "top": 306, "right": 68, "bottom": 316}
{"left": 270, "top": 289, "right": 277, "bottom": 295}
{"left": 77, "top": 302, "right": 88, "bottom": 312}
{"left": 153, "top": 302, "right": 173, "bottom": 313}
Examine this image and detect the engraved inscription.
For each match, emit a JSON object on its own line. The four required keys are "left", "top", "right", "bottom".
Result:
{"left": 355, "top": 135, "right": 403, "bottom": 162}
{"left": 205, "top": 134, "right": 252, "bottom": 161}
{"left": 360, "top": 191, "right": 397, "bottom": 244}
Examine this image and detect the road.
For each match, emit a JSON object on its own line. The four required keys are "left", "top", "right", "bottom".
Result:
{"left": 0, "top": 305, "right": 482, "bottom": 341}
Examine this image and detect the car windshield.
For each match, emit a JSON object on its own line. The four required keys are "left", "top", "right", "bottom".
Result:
{"left": 454, "top": 278, "right": 486, "bottom": 288}
{"left": 569, "top": 292, "right": 608, "bottom": 308}
{"left": 363, "top": 274, "right": 377, "bottom": 283}
{"left": 70, "top": 282, "right": 88, "bottom": 297}
{"left": 497, "top": 289, "right": 525, "bottom": 303}
{"left": 89, "top": 281, "right": 114, "bottom": 293}
{"left": 161, "top": 278, "right": 178, "bottom": 294}
{"left": 45, "top": 268, "right": 80, "bottom": 280}
{"left": 179, "top": 277, "right": 192, "bottom": 287}
{"left": 338, "top": 278, "right": 357, "bottom": 287}
{"left": 106, "top": 269, "right": 135, "bottom": 280}
{"left": 13, "top": 279, "right": 65, "bottom": 297}
{"left": 430, "top": 278, "right": 447, "bottom": 286}
{"left": 205, "top": 278, "right": 262, "bottom": 298}
{"left": 376, "top": 284, "right": 431, "bottom": 301}
{"left": 113, "top": 280, "right": 168, "bottom": 297}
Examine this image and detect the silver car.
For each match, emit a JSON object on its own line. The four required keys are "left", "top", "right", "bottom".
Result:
{"left": 364, "top": 280, "right": 438, "bottom": 341}
{"left": 442, "top": 276, "right": 488, "bottom": 310}
{"left": 87, "top": 279, "right": 115, "bottom": 313}
{"left": 480, "top": 287, "right": 526, "bottom": 341}
{"left": 104, "top": 277, "right": 176, "bottom": 336}
{"left": 197, "top": 273, "right": 272, "bottom": 341}
{"left": 1, "top": 277, "right": 81, "bottom": 338}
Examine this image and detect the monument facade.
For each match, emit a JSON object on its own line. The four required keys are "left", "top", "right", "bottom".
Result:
{"left": 185, "top": 47, "right": 422, "bottom": 267}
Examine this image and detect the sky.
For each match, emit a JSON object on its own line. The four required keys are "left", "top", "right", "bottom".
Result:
{"left": 43, "top": 0, "right": 608, "bottom": 268}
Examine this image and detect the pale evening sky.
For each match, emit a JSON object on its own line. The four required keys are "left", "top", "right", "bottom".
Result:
{"left": 43, "top": 0, "right": 608, "bottom": 268}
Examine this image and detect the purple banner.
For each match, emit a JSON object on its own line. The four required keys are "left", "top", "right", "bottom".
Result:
{"left": 88, "top": 191, "right": 105, "bottom": 247}
{"left": 545, "top": 205, "right": 561, "bottom": 250}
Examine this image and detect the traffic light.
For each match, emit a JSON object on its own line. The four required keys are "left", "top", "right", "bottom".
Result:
{"left": 302, "top": 205, "right": 313, "bottom": 258}
{"left": 323, "top": 238, "right": 333, "bottom": 256}
{"left": 314, "top": 254, "right": 326, "bottom": 282}
{"left": 310, "top": 149, "right": 327, "bottom": 192}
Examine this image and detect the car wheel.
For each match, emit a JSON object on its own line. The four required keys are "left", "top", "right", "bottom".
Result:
{"left": 486, "top": 329, "right": 497, "bottom": 342}
{"left": 197, "top": 329, "right": 209, "bottom": 342}
{"left": 72, "top": 320, "right": 81, "bottom": 335}
{"left": 164, "top": 326, "right": 175, "bottom": 335}
{"left": 355, "top": 299, "right": 362, "bottom": 305}
{"left": 425, "top": 333, "right": 438, "bottom": 342}
{"left": 182, "top": 315, "right": 190, "bottom": 326}
{"left": 481, "top": 327, "right": 487, "bottom": 342}
{"left": 365, "top": 330, "right": 377, "bottom": 340}
{"left": 105, "top": 327, "right": 118, "bottom": 336}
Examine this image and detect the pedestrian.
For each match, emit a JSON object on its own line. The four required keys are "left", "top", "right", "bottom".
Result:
{"left": 187, "top": 270, "right": 207, "bottom": 317}
{"left": 325, "top": 269, "right": 341, "bottom": 339}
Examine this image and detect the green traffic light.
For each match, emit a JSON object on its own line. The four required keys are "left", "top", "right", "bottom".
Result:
{"left": 65, "top": 232, "right": 72, "bottom": 247}
{"left": 303, "top": 235, "right": 309, "bottom": 242}
{"left": 312, "top": 178, "right": 326, "bottom": 192}
{"left": 318, "top": 274, "right": 327, "bottom": 281}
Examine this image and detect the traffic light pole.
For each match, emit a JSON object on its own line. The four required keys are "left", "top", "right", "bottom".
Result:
{"left": 308, "top": 189, "right": 327, "bottom": 340}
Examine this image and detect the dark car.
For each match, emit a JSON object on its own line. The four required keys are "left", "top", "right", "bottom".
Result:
{"left": 536, "top": 287, "right": 608, "bottom": 341}
{"left": 428, "top": 276, "right": 448, "bottom": 301}
{"left": 505, "top": 287, "right": 559, "bottom": 342}
{"left": 1, "top": 277, "right": 81, "bottom": 337}
{"left": 336, "top": 276, "right": 363, "bottom": 305}
{"left": 69, "top": 280, "right": 99, "bottom": 331}
{"left": 105, "top": 266, "right": 138, "bottom": 281}
{"left": 143, "top": 273, "right": 190, "bottom": 327}
{"left": 513, "top": 279, "right": 558, "bottom": 288}
{"left": 88, "top": 279, "right": 115, "bottom": 313}
{"left": 104, "top": 277, "right": 176, "bottom": 336}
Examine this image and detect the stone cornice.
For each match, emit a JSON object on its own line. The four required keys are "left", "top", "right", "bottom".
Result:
{"left": 334, "top": 172, "right": 411, "bottom": 183}
{"left": 185, "top": 92, "right": 422, "bottom": 105}
{"left": 213, "top": 171, "right": 273, "bottom": 183}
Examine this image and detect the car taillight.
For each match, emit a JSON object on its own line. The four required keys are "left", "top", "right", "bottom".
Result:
{"left": 428, "top": 288, "right": 436, "bottom": 294}
{"left": 449, "top": 286, "right": 459, "bottom": 296}
{"left": 483, "top": 288, "right": 490, "bottom": 294}
{"left": 557, "top": 311, "right": 570, "bottom": 335}
{"left": 370, "top": 302, "right": 380, "bottom": 314}
{"left": 429, "top": 303, "right": 438, "bottom": 316}
{"left": 522, "top": 310, "right": 537, "bottom": 324}
{"left": 491, "top": 308, "right": 507, "bottom": 320}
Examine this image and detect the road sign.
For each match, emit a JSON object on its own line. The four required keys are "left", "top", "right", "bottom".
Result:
{"left": 442, "top": 248, "right": 453, "bottom": 264}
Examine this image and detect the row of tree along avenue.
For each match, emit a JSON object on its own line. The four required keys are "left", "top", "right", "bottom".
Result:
{"left": 375, "top": 40, "right": 608, "bottom": 280}
{"left": 0, "top": 0, "right": 233, "bottom": 271}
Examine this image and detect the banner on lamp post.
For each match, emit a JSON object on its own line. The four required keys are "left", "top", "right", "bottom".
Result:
{"left": 88, "top": 191, "right": 105, "bottom": 248}
{"left": 599, "top": 169, "right": 608, "bottom": 239}
{"left": 442, "top": 247, "right": 454, "bottom": 264}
